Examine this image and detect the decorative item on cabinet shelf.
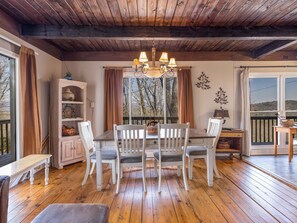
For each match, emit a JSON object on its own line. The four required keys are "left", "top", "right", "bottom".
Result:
{"left": 62, "top": 105, "right": 76, "bottom": 118}
{"left": 62, "top": 125, "right": 77, "bottom": 136}
{"left": 62, "top": 88, "right": 75, "bottom": 101}
{"left": 147, "top": 121, "right": 158, "bottom": 134}
{"left": 64, "top": 71, "right": 73, "bottom": 80}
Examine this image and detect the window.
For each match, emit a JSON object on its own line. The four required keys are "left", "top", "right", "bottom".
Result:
{"left": 0, "top": 53, "right": 16, "bottom": 166}
{"left": 249, "top": 78, "right": 278, "bottom": 145}
{"left": 123, "top": 77, "right": 178, "bottom": 124}
{"left": 249, "top": 75, "right": 297, "bottom": 146}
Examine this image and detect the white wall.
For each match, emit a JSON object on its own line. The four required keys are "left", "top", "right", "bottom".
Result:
{"left": 63, "top": 60, "right": 297, "bottom": 140}
{"left": 0, "top": 28, "right": 62, "bottom": 157}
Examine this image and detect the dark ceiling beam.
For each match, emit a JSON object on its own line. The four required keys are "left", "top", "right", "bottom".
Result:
{"left": 61, "top": 51, "right": 297, "bottom": 61}
{"left": 252, "top": 40, "right": 297, "bottom": 59}
{"left": 21, "top": 24, "right": 297, "bottom": 41}
{"left": 0, "top": 9, "right": 62, "bottom": 59}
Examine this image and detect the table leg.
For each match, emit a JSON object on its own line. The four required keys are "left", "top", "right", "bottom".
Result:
{"left": 95, "top": 141, "right": 103, "bottom": 191}
{"left": 206, "top": 139, "right": 214, "bottom": 186}
{"left": 30, "top": 169, "right": 34, "bottom": 185}
{"left": 274, "top": 127, "right": 277, "bottom": 156}
{"left": 289, "top": 131, "right": 293, "bottom": 162}
{"left": 45, "top": 158, "right": 50, "bottom": 185}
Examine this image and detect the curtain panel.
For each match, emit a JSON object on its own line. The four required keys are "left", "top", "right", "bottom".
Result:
{"left": 104, "top": 69, "right": 123, "bottom": 131}
{"left": 20, "top": 46, "right": 42, "bottom": 156}
{"left": 238, "top": 68, "right": 252, "bottom": 156}
{"left": 177, "top": 69, "right": 194, "bottom": 128}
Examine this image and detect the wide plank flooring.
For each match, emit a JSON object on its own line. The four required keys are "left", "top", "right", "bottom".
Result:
{"left": 7, "top": 159, "right": 297, "bottom": 223}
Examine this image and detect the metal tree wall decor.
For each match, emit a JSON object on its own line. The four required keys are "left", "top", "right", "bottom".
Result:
{"left": 195, "top": 72, "right": 211, "bottom": 90}
{"left": 214, "top": 87, "right": 228, "bottom": 108}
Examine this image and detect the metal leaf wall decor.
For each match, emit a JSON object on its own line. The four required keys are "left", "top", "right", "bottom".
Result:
{"left": 195, "top": 72, "right": 211, "bottom": 90}
{"left": 214, "top": 87, "right": 228, "bottom": 108}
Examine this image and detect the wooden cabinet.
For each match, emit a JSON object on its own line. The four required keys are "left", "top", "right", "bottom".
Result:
{"left": 216, "top": 129, "right": 244, "bottom": 159}
{"left": 50, "top": 79, "right": 87, "bottom": 169}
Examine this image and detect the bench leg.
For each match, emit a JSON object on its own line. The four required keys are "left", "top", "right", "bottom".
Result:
{"left": 30, "top": 169, "right": 34, "bottom": 185}
{"left": 45, "top": 158, "right": 50, "bottom": 185}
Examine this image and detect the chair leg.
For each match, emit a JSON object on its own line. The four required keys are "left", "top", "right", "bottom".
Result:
{"left": 116, "top": 162, "right": 121, "bottom": 194}
{"left": 142, "top": 160, "right": 147, "bottom": 192}
{"left": 213, "top": 161, "right": 221, "bottom": 178}
{"left": 121, "top": 167, "right": 123, "bottom": 179}
{"left": 111, "top": 160, "right": 116, "bottom": 184}
{"left": 82, "top": 158, "right": 90, "bottom": 186}
{"left": 188, "top": 157, "right": 193, "bottom": 180}
{"left": 154, "top": 159, "right": 157, "bottom": 177}
{"left": 177, "top": 165, "right": 181, "bottom": 176}
{"left": 182, "top": 158, "right": 189, "bottom": 191}
{"left": 89, "top": 161, "right": 96, "bottom": 175}
{"left": 158, "top": 162, "right": 162, "bottom": 192}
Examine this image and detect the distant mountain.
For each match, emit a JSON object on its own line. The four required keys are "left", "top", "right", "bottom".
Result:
{"left": 251, "top": 100, "right": 297, "bottom": 111}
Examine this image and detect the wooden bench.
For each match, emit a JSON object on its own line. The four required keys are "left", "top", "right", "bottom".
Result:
{"left": 0, "top": 154, "right": 51, "bottom": 187}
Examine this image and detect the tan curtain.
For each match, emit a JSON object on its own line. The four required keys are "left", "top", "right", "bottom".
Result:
{"left": 104, "top": 69, "right": 123, "bottom": 131}
{"left": 177, "top": 69, "right": 194, "bottom": 128}
{"left": 20, "top": 46, "right": 42, "bottom": 156}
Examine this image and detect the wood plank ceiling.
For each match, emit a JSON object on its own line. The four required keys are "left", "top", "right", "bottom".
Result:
{"left": 1, "top": 0, "right": 297, "bottom": 61}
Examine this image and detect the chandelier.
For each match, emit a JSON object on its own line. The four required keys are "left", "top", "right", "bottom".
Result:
{"left": 132, "top": 46, "right": 177, "bottom": 78}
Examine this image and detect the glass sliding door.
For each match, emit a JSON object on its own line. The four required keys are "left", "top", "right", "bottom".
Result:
{"left": 249, "top": 78, "right": 278, "bottom": 145}
{"left": 285, "top": 78, "right": 297, "bottom": 120}
{"left": 0, "top": 54, "right": 16, "bottom": 166}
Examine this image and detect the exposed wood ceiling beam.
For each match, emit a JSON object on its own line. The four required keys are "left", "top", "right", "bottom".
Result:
{"left": 252, "top": 40, "right": 297, "bottom": 59}
{"left": 21, "top": 25, "right": 297, "bottom": 41}
{"left": 0, "top": 9, "right": 62, "bottom": 59}
{"left": 61, "top": 51, "right": 297, "bottom": 61}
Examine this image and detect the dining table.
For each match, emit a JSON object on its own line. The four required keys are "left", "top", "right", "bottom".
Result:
{"left": 93, "top": 129, "right": 215, "bottom": 191}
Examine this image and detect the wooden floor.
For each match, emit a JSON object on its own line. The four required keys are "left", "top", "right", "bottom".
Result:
{"left": 7, "top": 159, "right": 297, "bottom": 223}
{"left": 244, "top": 155, "right": 297, "bottom": 187}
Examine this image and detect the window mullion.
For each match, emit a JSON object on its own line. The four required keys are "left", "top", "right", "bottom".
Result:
{"left": 129, "top": 77, "right": 132, "bottom": 125}
{"left": 163, "top": 77, "right": 167, "bottom": 124}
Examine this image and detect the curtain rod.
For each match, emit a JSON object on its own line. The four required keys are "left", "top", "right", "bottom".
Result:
{"left": 239, "top": 65, "right": 297, "bottom": 68}
{"left": 102, "top": 66, "right": 192, "bottom": 69}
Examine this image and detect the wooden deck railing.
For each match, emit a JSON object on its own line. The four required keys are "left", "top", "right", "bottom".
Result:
{"left": 123, "top": 116, "right": 178, "bottom": 125}
{"left": 250, "top": 116, "right": 297, "bottom": 145}
{"left": 0, "top": 119, "right": 10, "bottom": 155}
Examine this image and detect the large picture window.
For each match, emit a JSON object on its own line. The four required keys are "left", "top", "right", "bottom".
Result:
{"left": 0, "top": 53, "right": 16, "bottom": 166}
{"left": 123, "top": 77, "right": 178, "bottom": 124}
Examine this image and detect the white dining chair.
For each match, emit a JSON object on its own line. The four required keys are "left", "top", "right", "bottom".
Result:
{"left": 186, "top": 118, "right": 223, "bottom": 180}
{"left": 114, "top": 124, "right": 147, "bottom": 194}
{"left": 78, "top": 121, "right": 117, "bottom": 186}
{"left": 154, "top": 123, "right": 190, "bottom": 192}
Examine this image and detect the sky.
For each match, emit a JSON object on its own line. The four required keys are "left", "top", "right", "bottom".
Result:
{"left": 249, "top": 77, "right": 297, "bottom": 104}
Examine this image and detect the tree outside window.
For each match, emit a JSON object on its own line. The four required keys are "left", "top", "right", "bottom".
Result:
{"left": 123, "top": 77, "right": 178, "bottom": 124}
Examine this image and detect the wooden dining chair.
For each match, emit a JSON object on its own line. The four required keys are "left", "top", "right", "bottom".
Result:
{"left": 114, "top": 124, "right": 147, "bottom": 194}
{"left": 186, "top": 118, "right": 223, "bottom": 180}
{"left": 78, "top": 121, "right": 117, "bottom": 186}
{"left": 154, "top": 123, "right": 190, "bottom": 192}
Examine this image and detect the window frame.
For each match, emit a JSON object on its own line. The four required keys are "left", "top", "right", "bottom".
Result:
{"left": 249, "top": 72, "right": 297, "bottom": 149}
{"left": 123, "top": 75, "right": 178, "bottom": 125}
{"left": 0, "top": 50, "right": 18, "bottom": 165}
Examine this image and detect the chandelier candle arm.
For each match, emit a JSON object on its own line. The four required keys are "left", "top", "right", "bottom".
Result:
{"left": 133, "top": 46, "right": 177, "bottom": 78}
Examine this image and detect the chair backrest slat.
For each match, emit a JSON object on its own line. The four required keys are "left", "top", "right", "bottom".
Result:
{"left": 78, "top": 121, "right": 95, "bottom": 157}
{"left": 158, "top": 123, "right": 189, "bottom": 156}
{"left": 114, "top": 124, "right": 146, "bottom": 157}
{"left": 206, "top": 118, "right": 223, "bottom": 148}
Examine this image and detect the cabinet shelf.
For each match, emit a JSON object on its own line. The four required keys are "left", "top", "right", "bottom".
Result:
{"left": 62, "top": 101, "right": 84, "bottom": 104}
{"left": 62, "top": 117, "right": 84, "bottom": 122}
{"left": 216, "top": 129, "right": 244, "bottom": 159}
